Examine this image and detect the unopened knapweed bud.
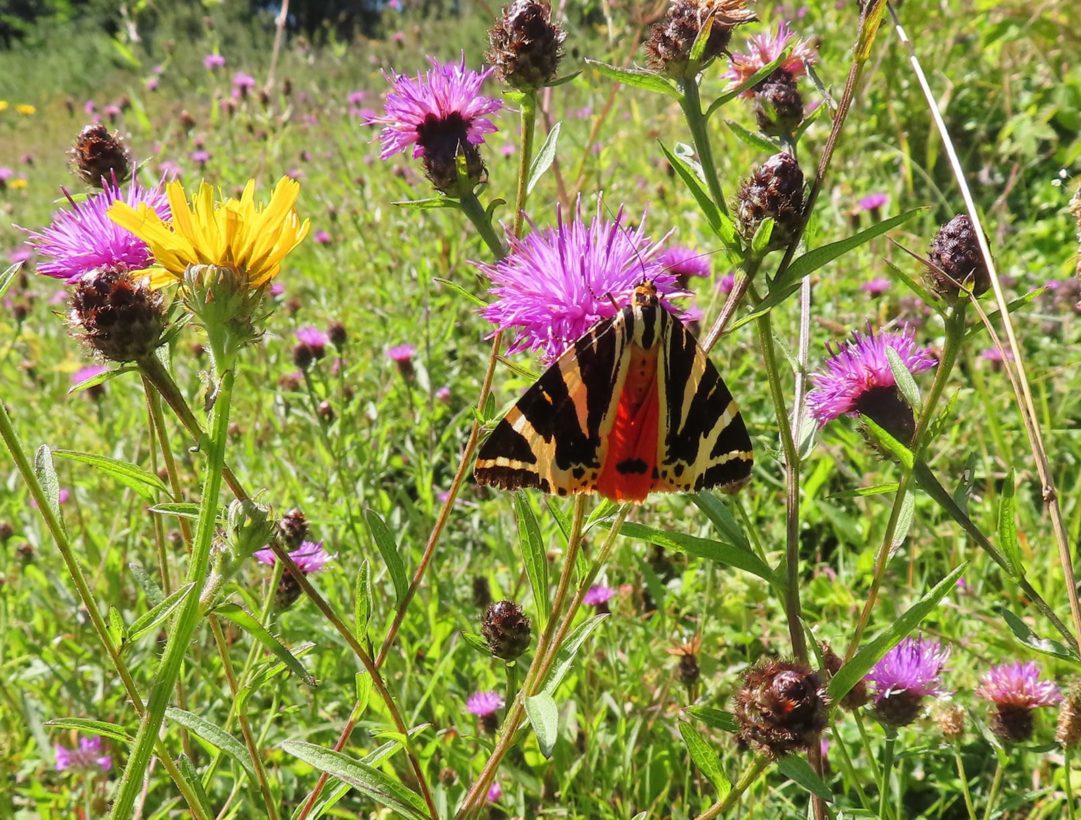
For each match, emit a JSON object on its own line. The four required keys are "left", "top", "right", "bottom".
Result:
{"left": 645, "top": 0, "right": 755, "bottom": 81}
{"left": 277, "top": 508, "right": 308, "bottom": 550}
{"left": 70, "top": 124, "right": 132, "bottom": 188}
{"left": 318, "top": 400, "right": 335, "bottom": 421}
{"left": 226, "top": 498, "right": 273, "bottom": 559}
{"left": 734, "top": 658, "right": 827, "bottom": 758}
{"left": 328, "top": 320, "right": 347, "bottom": 348}
{"left": 667, "top": 636, "right": 702, "bottom": 690}
{"left": 736, "top": 152, "right": 805, "bottom": 252}
{"left": 70, "top": 267, "right": 167, "bottom": 363}
{"left": 1057, "top": 681, "right": 1081, "bottom": 749}
{"left": 488, "top": 1, "right": 565, "bottom": 91}
{"left": 927, "top": 215, "right": 990, "bottom": 299}
{"left": 752, "top": 71, "right": 804, "bottom": 138}
{"left": 482, "top": 600, "right": 532, "bottom": 660}
{"left": 821, "top": 642, "right": 869, "bottom": 711}
{"left": 0, "top": 521, "right": 13, "bottom": 543}
{"left": 292, "top": 343, "right": 314, "bottom": 369}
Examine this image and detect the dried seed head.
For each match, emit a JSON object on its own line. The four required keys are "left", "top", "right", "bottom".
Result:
{"left": 1057, "top": 681, "right": 1081, "bottom": 749}
{"left": 70, "top": 124, "right": 132, "bottom": 188}
{"left": 668, "top": 636, "right": 703, "bottom": 689}
{"left": 736, "top": 152, "right": 805, "bottom": 251}
{"left": 936, "top": 704, "right": 966, "bottom": 742}
{"left": 927, "top": 215, "right": 990, "bottom": 299}
{"left": 645, "top": 0, "right": 756, "bottom": 80}
{"left": 735, "top": 658, "right": 828, "bottom": 758}
{"left": 752, "top": 70, "right": 804, "bottom": 138}
{"left": 821, "top": 643, "right": 869, "bottom": 711}
{"left": 488, "top": 1, "right": 566, "bottom": 91}
{"left": 70, "top": 267, "right": 166, "bottom": 363}
{"left": 481, "top": 600, "right": 532, "bottom": 660}
{"left": 277, "top": 508, "right": 308, "bottom": 550}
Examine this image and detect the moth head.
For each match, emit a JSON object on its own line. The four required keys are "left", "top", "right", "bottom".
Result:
{"left": 633, "top": 279, "right": 660, "bottom": 307}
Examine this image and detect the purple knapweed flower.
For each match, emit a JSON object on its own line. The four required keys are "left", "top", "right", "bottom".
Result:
{"left": 727, "top": 21, "right": 817, "bottom": 94}
{"left": 55, "top": 735, "right": 111, "bottom": 772}
{"left": 295, "top": 326, "right": 329, "bottom": 359}
{"left": 386, "top": 344, "right": 416, "bottom": 363}
{"left": 466, "top": 691, "right": 505, "bottom": 717}
{"left": 0, "top": 166, "right": 13, "bottom": 183}
{"left": 232, "top": 72, "right": 257, "bottom": 98}
{"left": 980, "top": 346, "right": 1014, "bottom": 363}
{"left": 435, "top": 386, "right": 451, "bottom": 403}
{"left": 584, "top": 584, "right": 616, "bottom": 609}
{"left": 487, "top": 782, "right": 502, "bottom": 802}
{"left": 861, "top": 277, "right": 892, "bottom": 297}
{"left": 858, "top": 193, "right": 889, "bottom": 212}
{"left": 203, "top": 53, "right": 226, "bottom": 70}
{"left": 977, "top": 661, "right": 1061, "bottom": 743}
{"left": 866, "top": 637, "right": 949, "bottom": 726}
{"left": 348, "top": 90, "right": 368, "bottom": 106}
{"left": 475, "top": 198, "right": 678, "bottom": 361}
{"left": 146, "top": 76, "right": 160, "bottom": 92}
{"left": 25, "top": 179, "right": 170, "bottom": 284}
{"left": 254, "top": 540, "right": 332, "bottom": 574}
{"left": 806, "top": 326, "right": 936, "bottom": 425}
{"left": 657, "top": 245, "right": 711, "bottom": 280}
{"left": 71, "top": 364, "right": 108, "bottom": 386}
{"left": 717, "top": 273, "right": 736, "bottom": 294}
{"left": 190, "top": 150, "right": 210, "bottom": 167}
{"left": 313, "top": 230, "right": 332, "bottom": 245}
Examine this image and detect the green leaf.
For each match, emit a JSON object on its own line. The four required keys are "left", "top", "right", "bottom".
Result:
{"left": 886, "top": 348, "right": 921, "bottom": 409}
{"left": 527, "top": 122, "right": 561, "bottom": 195}
{"left": 354, "top": 559, "right": 373, "bottom": 637}
{"left": 178, "top": 754, "right": 215, "bottom": 819}
{"left": 67, "top": 366, "right": 135, "bottom": 395}
{"left": 679, "top": 722, "right": 729, "bottom": 797}
{"left": 364, "top": 509, "right": 409, "bottom": 605}
{"left": 128, "top": 561, "right": 165, "bottom": 607}
{"left": 828, "top": 483, "right": 899, "bottom": 499}
{"left": 515, "top": 494, "right": 550, "bottom": 624}
{"left": 893, "top": 492, "right": 916, "bottom": 549}
{"left": 725, "top": 120, "right": 781, "bottom": 153}
{"left": 688, "top": 16, "right": 714, "bottom": 62}
{"left": 53, "top": 449, "right": 170, "bottom": 501}
{"left": 658, "top": 142, "right": 720, "bottom": 240}
{"left": 706, "top": 50, "right": 791, "bottom": 118}
{"left": 776, "top": 755, "right": 833, "bottom": 801}
{"left": 282, "top": 741, "right": 429, "bottom": 820}
{"left": 46, "top": 718, "right": 134, "bottom": 745}
{"left": 165, "top": 707, "right": 256, "bottom": 781}
{"left": 126, "top": 582, "right": 195, "bottom": 646}
{"left": 107, "top": 606, "right": 125, "bottom": 646}
{"left": 525, "top": 692, "right": 559, "bottom": 758}
{"left": 432, "top": 276, "right": 487, "bottom": 308}
{"left": 585, "top": 60, "right": 681, "bottom": 99}
{"left": 0, "top": 261, "right": 21, "bottom": 302}
{"left": 242, "top": 642, "right": 317, "bottom": 708}
{"left": 686, "top": 706, "right": 738, "bottom": 733}
{"left": 1000, "top": 609, "right": 1081, "bottom": 665}
{"left": 996, "top": 470, "right": 1024, "bottom": 578}
{"left": 620, "top": 522, "right": 779, "bottom": 587}
{"left": 460, "top": 630, "right": 492, "bottom": 655}
{"left": 394, "top": 196, "right": 459, "bottom": 210}
{"left": 860, "top": 417, "right": 915, "bottom": 469}
{"left": 692, "top": 493, "right": 752, "bottom": 551}
{"left": 829, "top": 563, "right": 966, "bottom": 702}
{"left": 33, "top": 445, "right": 63, "bottom": 527}
{"left": 546, "top": 70, "right": 582, "bottom": 88}
{"left": 214, "top": 603, "right": 317, "bottom": 687}
{"left": 750, "top": 217, "right": 775, "bottom": 257}
{"left": 543, "top": 614, "right": 607, "bottom": 695}
{"left": 148, "top": 501, "right": 202, "bottom": 520}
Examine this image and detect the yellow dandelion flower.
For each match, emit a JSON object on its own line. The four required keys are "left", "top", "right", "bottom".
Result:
{"left": 0, "top": 101, "right": 9, "bottom": 112}
{"left": 15, "top": 103, "right": 36, "bottom": 115}
{"left": 10, "top": 178, "right": 27, "bottom": 190}
{"left": 108, "top": 176, "right": 310, "bottom": 289}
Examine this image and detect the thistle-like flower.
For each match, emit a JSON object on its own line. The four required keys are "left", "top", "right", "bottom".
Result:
{"left": 475, "top": 198, "right": 678, "bottom": 361}
{"left": 26, "top": 179, "right": 169, "bottom": 284}
{"left": 866, "top": 637, "right": 950, "bottom": 727}
{"left": 645, "top": 0, "right": 756, "bottom": 81}
{"left": 254, "top": 540, "right": 333, "bottom": 610}
{"left": 820, "top": 642, "right": 869, "bottom": 711}
{"left": 735, "top": 152, "right": 805, "bottom": 250}
{"left": 69, "top": 267, "right": 167, "bottom": 362}
{"left": 55, "top": 735, "right": 112, "bottom": 772}
{"left": 727, "top": 21, "right": 816, "bottom": 137}
{"left": 806, "top": 326, "right": 937, "bottom": 444}
{"left": 466, "top": 690, "right": 505, "bottom": 733}
{"left": 481, "top": 600, "right": 532, "bottom": 660}
{"left": 927, "top": 214, "right": 990, "bottom": 299}
{"left": 69, "top": 123, "right": 132, "bottom": 188}
{"left": 734, "top": 658, "right": 828, "bottom": 758}
{"left": 977, "top": 661, "right": 1061, "bottom": 744}
{"left": 366, "top": 56, "right": 502, "bottom": 194}
{"left": 488, "top": 1, "right": 565, "bottom": 90}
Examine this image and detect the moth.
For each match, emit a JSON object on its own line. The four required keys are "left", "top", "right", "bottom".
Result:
{"left": 474, "top": 280, "right": 753, "bottom": 502}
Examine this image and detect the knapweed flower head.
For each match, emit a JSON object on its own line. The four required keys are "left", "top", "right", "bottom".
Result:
{"left": 862, "top": 277, "right": 892, "bottom": 297}
{"left": 807, "top": 325, "right": 936, "bottom": 443}
{"left": 488, "top": 0, "right": 566, "bottom": 91}
{"left": 296, "top": 326, "right": 329, "bottom": 357}
{"left": 657, "top": 245, "right": 711, "bottom": 281}
{"left": 367, "top": 55, "right": 502, "bottom": 193}
{"left": 476, "top": 198, "right": 678, "bottom": 361}
{"left": 978, "top": 661, "right": 1061, "bottom": 743}
{"left": 735, "top": 658, "right": 828, "bottom": 758}
{"left": 70, "top": 123, "right": 132, "bottom": 188}
{"left": 645, "top": 0, "right": 756, "bottom": 80}
{"left": 867, "top": 637, "right": 950, "bottom": 727}
{"left": 584, "top": 584, "right": 616, "bottom": 608}
{"left": 203, "top": 53, "right": 226, "bottom": 70}
{"left": 27, "top": 179, "right": 170, "bottom": 284}
{"left": 727, "top": 20, "right": 816, "bottom": 92}
{"left": 107, "top": 176, "right": 309, "bottom": 290}
{"left": 55, "top": 735, "right": 111, "bottom": 772}
{"left": 254, "top": 540, "right": 332, "bottom": 574}
{"left": 858, "top": 193, "right": 889, "bottom": 213}
{"left": 466, "top": 690, "right": 505, "bottom": 717}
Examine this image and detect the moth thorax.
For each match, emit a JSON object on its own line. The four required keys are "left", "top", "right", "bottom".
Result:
{"left": 632, "top": 280, "right": 660, "bottom": 307}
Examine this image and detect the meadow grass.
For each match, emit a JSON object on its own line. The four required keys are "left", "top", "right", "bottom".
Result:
{"left": 1, "top": 0, "right": 1080, "bottom": 817}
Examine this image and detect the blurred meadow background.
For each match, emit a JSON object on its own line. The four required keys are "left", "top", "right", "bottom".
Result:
{"left": 1, "top": 0, "right": 1081, "bottom": 817}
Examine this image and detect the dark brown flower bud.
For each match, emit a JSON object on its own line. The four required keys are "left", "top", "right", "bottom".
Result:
{"left": 178, "top": 110, "right": 196, "bottom": 131}
{"left": 292, "top": 343, "right": 314, "bottom": 370}
{"left": 318, "top": 400, "right": 335, "bottom": 422}
{"left": 482, "top": 600, "right": 532, "bottom": 660}
{"left": 488, "top": 1, "right": 566, "bottom": 91}
{"left": 279, "top": 371, "right": 303, "bottom": 392}
{"left": 752, "top": 70, "right": 805, "bottom": 138}
{"left": 472, "top": 575, "right": 493, "bottom": 609}
{"left": 328, "top": 321, "right": 347, "bottom": 348}
{"left": 417, "top": 116, "right": 487, "bottom": 195}
{"left": 734, "top": 658, "right": 828, "bottom": 758}
{"left": 736, "top": 152, "right": 805, "bottom": 251}
{"left": 990, "top": 705, "right": 1034, "bottom": 744}
{"left": 874, "top": 689, "right": 924, "bottom": 727}
{"left": 1058, "top": 681, "right": 1081, "bottom": 749}
{"left": 70, "top": 267, "right": 166, "bottom": 363}
{"left": 936, "top": 704, "right": 966, "bottom": 742}
{"left": 278, "top": 508, "right": 309, "bottom": 550}
{"left": 17, "top": 542, "right": 34, "bottom": 563}
{"left": 12, "top": 302, "right": 29, "bottom": 323}
{"left": 70, "top": 124, "right": 132, "bottom": 188}
{"left": 821, "top": 643, "right": 869, "bottom": 711}
{"left": 439, "top": 767, "right": 457, "bottom": 785}
{"left": 645, "top": 0, "right": 756, "bottom": 80}
{"left": 0, "top": 521, "right": 13, "bottom": 542}
{"left": 927, "top": 215, "right": 990, "bottom": 299}
{"left": 275, "top": 572, "right": 303, "bottom": 610}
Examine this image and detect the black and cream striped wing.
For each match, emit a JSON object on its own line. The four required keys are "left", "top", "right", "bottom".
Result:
{"left": 654, "top": 313, "right": 753, "bottom": 494}
{"left": 474, "top": 311, "right": 633, "bottom": 496}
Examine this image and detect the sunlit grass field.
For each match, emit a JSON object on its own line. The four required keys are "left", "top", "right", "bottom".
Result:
{"left": 2, "top": 1, "right": 1081, "bottom": 817}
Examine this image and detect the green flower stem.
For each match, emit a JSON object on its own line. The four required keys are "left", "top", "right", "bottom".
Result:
{"left": 110, "top": 363, "right": 237, "bottom": 819}
{"left": 830, "top": 724, "right": 872, "bottom": 811}
{"left": 843, "top": 305, "right": 966, "bottom": 661}
{"left": 695, "top": 755, "right": 770, "bottom": 819}
{"left": 878, "top": 729, "right": 897, "bottom": 820}
{"left": 982, "top": 757, "right": 1006, "bottom": 820}
{"left": 679, "top": 78, "right": 729, "bottom": 218}
{"left": 209, "top": 615, "right": 279, "bottom": 820}
{"left": 954, "top": 745, "right": 978, "bottom": 820}
{"left": 459, "top": 191, "right": 506, "bottom": 259}
{"left": 854, "top": 711, "right": 882, "bottom": 782}
{"left": 512, "top": 90, "right": 537, "bottom": 238}
{"left": 0, "top": 403, "right": 209, "bottom": 820}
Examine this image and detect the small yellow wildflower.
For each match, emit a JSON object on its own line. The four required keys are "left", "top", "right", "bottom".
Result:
{"left": 108, "top": 176, "right": 310, "bottom": 289}
{"left": 10, "top": 178, "right": 27, "bottom": 190}
{"left": 15, "top": 104, "right": 36, "bottom": 116}
{"left": 0, "top": 101, "right": 9, "bottom": 112}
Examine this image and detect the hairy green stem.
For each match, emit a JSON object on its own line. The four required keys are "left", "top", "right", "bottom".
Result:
{"left": 878, "top": 730, "right": 897, "bottom": 820}
{"left": 109, "top": 364, "right": 236, "bottom": 818}
{"left": 679, "top": 78, "right": 729, "bottom": 218}
{"left": 459, "top": 191, "right": 506, "bottom": 259}
{"left": 954, "top": 746, "right": 977, "bottom": 820}
{"left": 512, "top": 92, "right": 537, "bottom": 238}
{"left": 982, "top": 758, "right": 1006, "bottom": 820}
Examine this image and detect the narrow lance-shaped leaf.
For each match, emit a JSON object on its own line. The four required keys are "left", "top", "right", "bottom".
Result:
{"left": 515, "top": 493, "right": 550, "bottom": 624}
{"left": 996, "top": 469, "right": 1024, "bottom": 578}
{"left": 214, "top": 603, "right": 317, "bottom": 687}
{"left": 776, "top": 756, "right": 833, "bottom": 801}
{"left": 165, "top": 707, "right": 256, "bottom": 781}
{"left": 364, "top": 509, "right": 409, "bottom": 605}
{"left": 126, "top": 582, "right": 195, "bottom": 646}
{"left": 525, "top": 692, "right": 559, "bottom": 758}
{"left": 53, "top": 449, "right": 171, "bottom": 501}
{"left": 679, "top": 722, "right": 730, "bottom": 797}
{"left": 886, "top": 347, "right": 921, "bottom": 409}
{"left": 46, "top": 718, "right": 134, "bottom": 745}
{"left": 585, "top": 59, "right": 682, "bottom": 99}
{"left": 527, "top": 121, "right": 561, "bottom": 195}
{"left": 543, "top": 613, "right": 608, "bottom": 695}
